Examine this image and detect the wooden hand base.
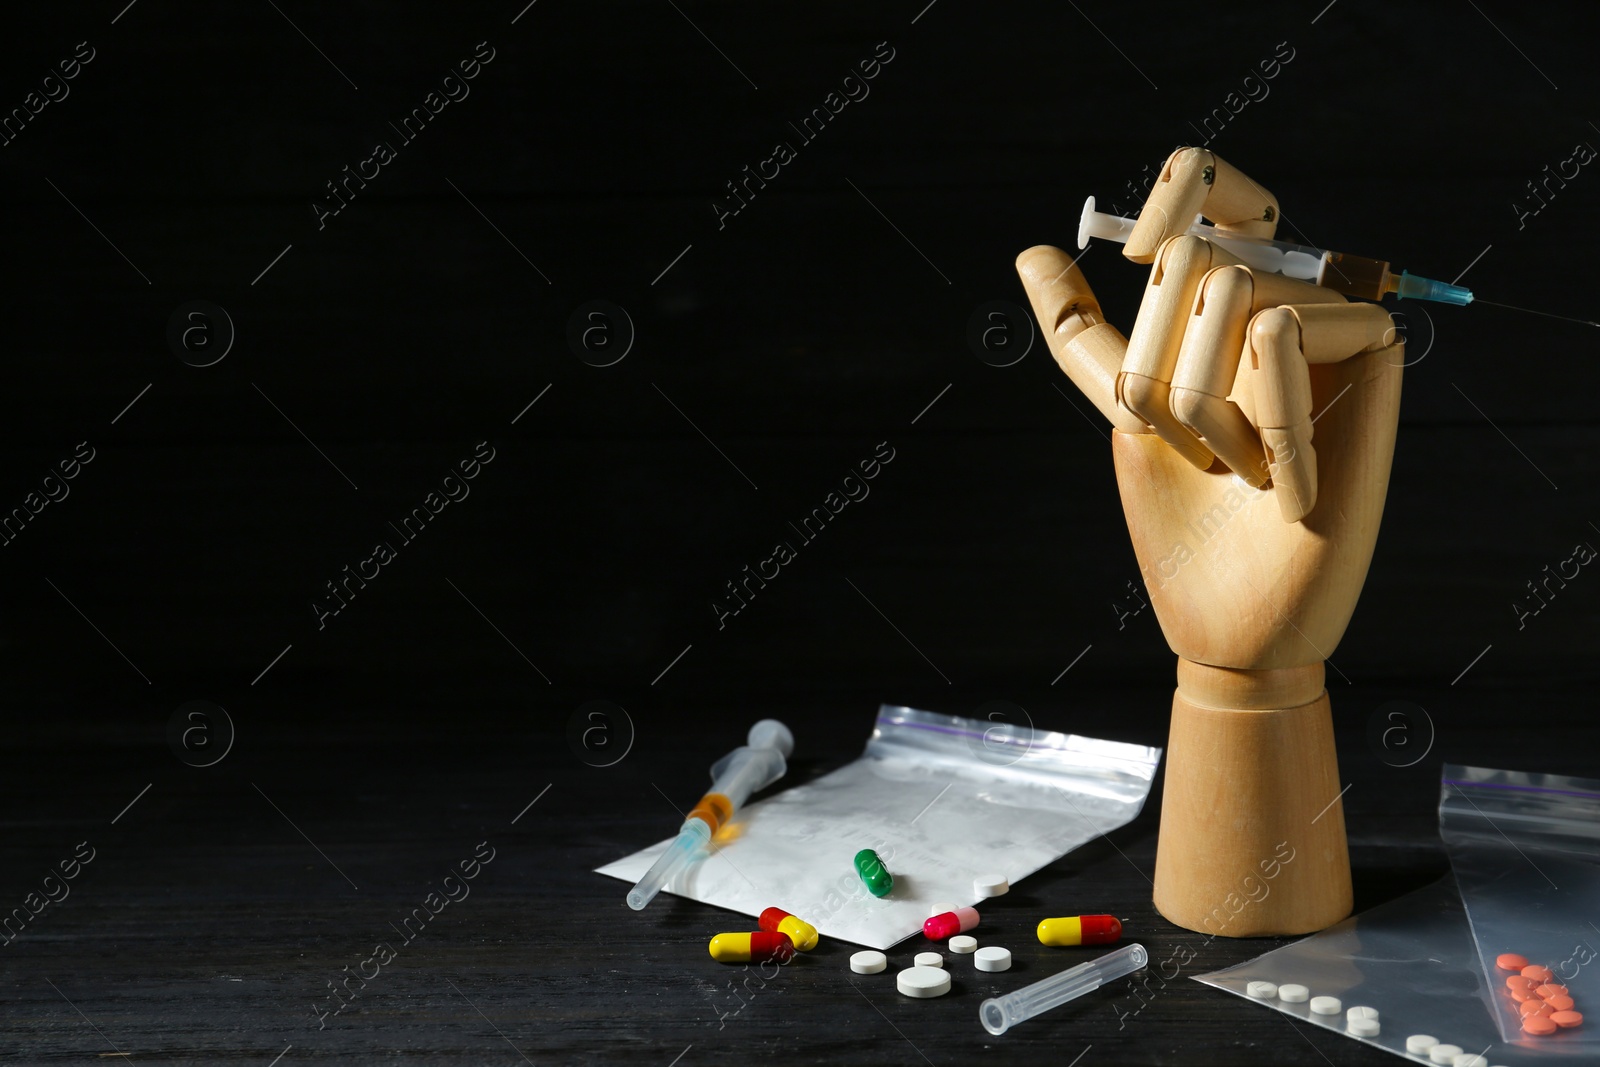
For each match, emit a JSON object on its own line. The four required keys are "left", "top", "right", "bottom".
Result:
{"left": 1151, "top": 659, "right": 1352, "bottom": 937}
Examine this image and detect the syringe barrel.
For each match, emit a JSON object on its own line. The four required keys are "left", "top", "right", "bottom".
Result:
{"left": 1315, "top": 250, "right": 1392, "bottom": 301}
{"left": 1079, "top": 196, "right": 1378, "bottom": 291}
{"left": 1189, "top": 222, "right": 1326, "bottom": 262}
{"left": 979, "top": 943, "right": 1148, "bottom": 1035}
{"left": 1078, "top": 194, "right": 1465, "bottom": 306}
{"left": 707, "top": 746, "right": 787, "bottom": 810}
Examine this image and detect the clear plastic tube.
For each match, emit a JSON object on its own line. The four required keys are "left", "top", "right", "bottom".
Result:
{"left": 626, "top": 820, "right": 711, "bottom": 911}
{"left": 980, "top": 943, "right": 1148, "bottom": 1035}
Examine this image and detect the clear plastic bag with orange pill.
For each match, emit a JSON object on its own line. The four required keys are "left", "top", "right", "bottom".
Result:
{"left": 598, "top": 705, "right": 1160, "bottom": 950}
{"left": 1440, "top": 764, "right": 1600, "bottom": 1050}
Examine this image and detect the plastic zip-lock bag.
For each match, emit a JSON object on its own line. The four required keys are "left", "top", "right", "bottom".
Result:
{"left": 599, "top": 704, "right": 1160, "bottom": 949}
{"left": 1197, "top": 875, "right": 1533, "bottom": 1064}
{"left": 1441, "top": 764, "right": 1599, "bottom": 1051}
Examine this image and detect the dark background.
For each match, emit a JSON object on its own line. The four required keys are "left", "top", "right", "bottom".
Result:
{"left": 1, "top": 1, "right": 1596, "bottom": 1063}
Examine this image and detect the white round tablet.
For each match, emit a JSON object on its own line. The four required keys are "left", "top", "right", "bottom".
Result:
{"left": 896, "top": 965, "right": 951, "bottom": 998}
{"left": 1347, "top": 1017, "right": 1380, "bottom": 1037}
{"left": 1246, "top": 981, "right": 1278, "bottom": 999}
{"left": 974, "top": 873, "right": 1009, "bottom": 898}
{"left": 1452, "top": 1055, "right": 1488, "bottom": 1067}
{"left": 1428, "top": 1045, "right": 1463, "bottom": 1065}
{"left": 949, "top": 935, "right": 978, "bottom": 954}
{"left": 850, "top": 950, "right": 887, "bottom": 974}
{"left": 929, "top": 901, "right": 960, "bottom": 918}
{"left": 974, "top": 946, "right": 1012, "bottom": 972}
{"left": 1347, "top": 1006, "right": 1379, "bottom": 1023}
{"left": 1309, "top": 995, "right": 1342, "bottom": 1016}
{"left": 914, "top": 951, "right": 943, "bottom": 968}
{"left": 1277, "top": 983, "right": 1309, "bottom": 1003}
{"left": 1406, "top": 1035, "right": 1439, "bottom": 1054}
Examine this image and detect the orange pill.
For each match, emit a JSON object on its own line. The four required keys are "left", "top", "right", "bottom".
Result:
{"left": 1550, "top": 1010, "right": 1583, "bottom": 1029}
{"left": 1511, "top": 986, "right": 1540, "bottom": 1003}
{"left": 1523, "top": 1014, "right": 1559, "bottom": 1036}
{"left": 1545, "top": 994, "right": 1576, "bottom": 1012}
{"left": 1507, "top": 975, "right": 1537, "bottom": 991}
{"left": 1536, "top": 983, "right": 1569, "bottom": 999}
{"left": 1521, "top": 998, "right": 1554, "bottom": 1017}
{"left": 1497, "top": 952, "right": 1530, "bottom": 970}
{"left": 1522, "top": 964, "right": 1555, "bottom": 983}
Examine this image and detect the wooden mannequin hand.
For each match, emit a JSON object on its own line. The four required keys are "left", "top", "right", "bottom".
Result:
{"left": 1017, "top": 147, "right": 1403, "bottom": 670}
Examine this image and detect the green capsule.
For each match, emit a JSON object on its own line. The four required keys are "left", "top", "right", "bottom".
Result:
{"left": 854, "top": 848, "right": 894, "bottom": 897}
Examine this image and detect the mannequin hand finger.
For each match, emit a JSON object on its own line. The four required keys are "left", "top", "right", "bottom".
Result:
{"left": 1125, "top": 147, "right": 1281, "bottom": 264}
{"left": 1168, "top": 267, "right": 1342, "bottom": 488}
{"left": 1017, "top": 245, "right": 1145, "bottom": 433}
{"left": 1118, "top": 235, "right": 1234, "bottom": 471}
{"left": 1251, "top": 302, "right": 1397, "bottom": 522}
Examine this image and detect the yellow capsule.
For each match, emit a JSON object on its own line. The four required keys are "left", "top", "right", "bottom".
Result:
{"left": 708, "top": 931, "right": 795, "bottom": 964}
{"left": 1037, "top": 914, "right": 1122, "bottom": 946}
{"left": 777, "top": 915, "right": 818, "bottom": 951}
{"left": 760, "top": 907, "right": 819, "bottom": 951}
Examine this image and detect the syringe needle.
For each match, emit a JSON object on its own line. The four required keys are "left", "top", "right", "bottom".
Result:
{"left": 1472, "top": 298, "right": 1600, "bottom": 328}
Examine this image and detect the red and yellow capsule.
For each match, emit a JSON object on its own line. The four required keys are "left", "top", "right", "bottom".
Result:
{"left": 759, "top": 907, "right": 819, "bottom": 951}
{"left": 708, "top": 931, "right": 795, "bottom": 964}
{"left": 1037, "top": 914, "right": 1122, "bottom": 947}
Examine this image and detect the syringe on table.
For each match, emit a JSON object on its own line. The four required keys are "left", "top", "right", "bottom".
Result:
{"left": 626, "top": 718, "right": 794, "bottom": 911}
{"left": 1078, "top": 196, "right": 1473, "bottom": 305}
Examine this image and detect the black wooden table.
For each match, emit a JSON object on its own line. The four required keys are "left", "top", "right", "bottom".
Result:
{"left": 7, "top": 679, "right": 1593, "bottom": 1065}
